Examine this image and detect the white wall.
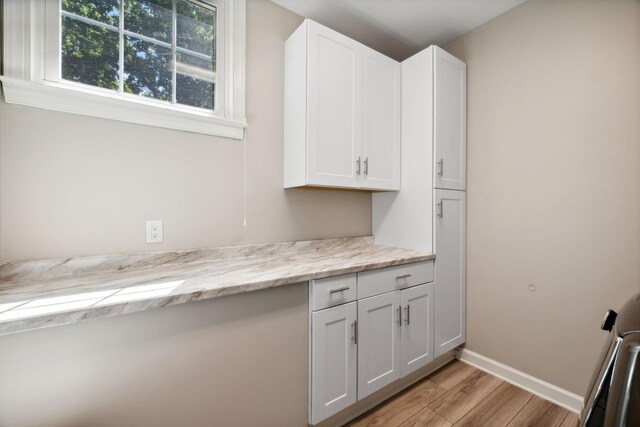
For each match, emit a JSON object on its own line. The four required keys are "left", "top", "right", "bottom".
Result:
{"left": 0, "top": 0, "right": 372, "bottom": 262}
{"left": 444, "top": 0, "right": 640, "bottom": 395}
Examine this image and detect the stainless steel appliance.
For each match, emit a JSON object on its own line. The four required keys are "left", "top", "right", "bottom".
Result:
{"left": 581, "top": 292, "right": 640, "bottom": 426}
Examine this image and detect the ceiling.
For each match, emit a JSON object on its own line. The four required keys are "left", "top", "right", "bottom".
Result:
{"left": 270, "top": 0, "right": 527, "bottom": 61}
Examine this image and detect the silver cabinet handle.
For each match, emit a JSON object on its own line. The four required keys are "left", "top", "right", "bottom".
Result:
{"left": 396, "top": 274, "right": 412, "bottom": 280}
{"left": 329, "top": 286, "right": 350, "bottom": 294}
{"left": 352, "top": 320, "right": 358, "bottom": 344}
{"left": 364, "top": 157, "right": 369, "bottom": 175}
{"left": 356, "top": 157, "right": 361, "bottom": 175}
{"left": 405, "top": 305, "right": 410, "bottom": 325}
{"left": 437, "top": 200, "right": 443, "bottom": 218}
{"left": 396, "top": 306, "right": 402, "bottom": 326}
{"left": 437, "top": 159, "right": 444, "bottom": 176}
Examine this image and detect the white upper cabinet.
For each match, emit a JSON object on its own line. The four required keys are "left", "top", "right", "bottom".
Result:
{"left": 434, "top": 47, "right": 467, "bottom": 190}
{"left": 306, "top": 21, "right": 362, "bottom": 189}
{"left": 360, "top": 47, "right": 401, "bottom": 190}
{"left": 284, "top": 20, "right": 401, "bottom": 191}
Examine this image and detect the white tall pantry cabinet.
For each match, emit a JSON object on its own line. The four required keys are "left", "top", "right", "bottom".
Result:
{"left": 373, "top": 46, "right": 467, "bottom": 358}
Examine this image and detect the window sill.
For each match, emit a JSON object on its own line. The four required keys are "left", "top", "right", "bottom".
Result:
{"left": 0, "top": 76, "right": 247, "bottom": 140}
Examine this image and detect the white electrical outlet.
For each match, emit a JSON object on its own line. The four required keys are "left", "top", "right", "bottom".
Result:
{"left": 146, "top": 220, "right": 163, "bottom": 243}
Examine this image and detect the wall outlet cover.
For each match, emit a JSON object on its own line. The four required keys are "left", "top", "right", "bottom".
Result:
{"left": 146, "top": 220, "right": 164, "bottom": 243}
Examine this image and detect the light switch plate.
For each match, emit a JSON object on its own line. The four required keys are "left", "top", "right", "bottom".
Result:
{"left": 146, "top": 220, "right": 163, "bottom": 243}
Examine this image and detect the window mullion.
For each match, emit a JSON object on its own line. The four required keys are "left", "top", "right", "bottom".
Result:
{"left": 122, "top": 29, "right": 172, "bottom": 49}
{"left": 60, "top": 11, "right": 119, "bottom": 33}
{"left": 172, "top": 0, "right": 178, "bottom": 104}
{"left": 119, "top": 0, "right": 125, "bottom": 93}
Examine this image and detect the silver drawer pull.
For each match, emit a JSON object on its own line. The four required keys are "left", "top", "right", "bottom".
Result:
{"left": 405, "top": 305, "right": 410, "bottom": 325}
{"left": 396, "top": 306, "right": 402, "bottom": 326}
{"left": 329, "top": 286, "right": 350, "bottom": 294}
{"left": 396, "top": 274, "right": 412, "bottom": 280}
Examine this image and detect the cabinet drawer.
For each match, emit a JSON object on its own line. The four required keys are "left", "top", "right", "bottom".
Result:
{"left": 357, "top": 261, "right": 434, "bottom": 300}
{"left": 310, "top": 273, "right": 357, "bottom": 311}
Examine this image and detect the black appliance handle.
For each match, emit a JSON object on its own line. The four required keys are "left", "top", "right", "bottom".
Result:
{"left": 602, "top": 309, "right": 617, "bottom": 332}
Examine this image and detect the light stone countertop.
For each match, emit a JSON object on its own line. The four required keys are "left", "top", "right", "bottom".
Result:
{"left": 0, "top": 237, "right": 434, "bottom": 336}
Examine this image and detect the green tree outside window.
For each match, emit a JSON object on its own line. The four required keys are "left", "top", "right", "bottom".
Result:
{"left": 61, "top": 0, "right": 216, "bottom": 110}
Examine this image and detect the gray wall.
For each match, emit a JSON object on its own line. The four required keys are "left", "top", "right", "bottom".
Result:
{"left": 0, "top": 284, "right": 309, "bottom": 427}
{"left": 0, "top": 0, "right": 372, "bottom": 262}
{"left": 444, "top": 0, "right": 640, "bottom": 395}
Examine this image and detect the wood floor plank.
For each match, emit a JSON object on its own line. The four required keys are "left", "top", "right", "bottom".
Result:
{"left": 559, "top": 412, "right": 580, "bottom": 427}
{"left": 348, "top": 363, "right": 574, "bottom": 427}
{"left": 399, "top": 407, "right": 452, "bottom": 427}
{"left": 428, "top": 370, "right": 504, "bottom": 423}
{"left": 453, "top": 382, "right": 533, "bottom": 427}
{"left": 507, "top": 395, "right": 569, "bottom": 427}
{"left": 349, "top": 379, "right": 447, "bottom": 427}
{"left": 428, "top": 360, "right": 479, "bottom": 390}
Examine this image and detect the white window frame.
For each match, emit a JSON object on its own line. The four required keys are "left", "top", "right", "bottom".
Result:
{"left": 1, "top": 0, "right": 246, "bottom": 140}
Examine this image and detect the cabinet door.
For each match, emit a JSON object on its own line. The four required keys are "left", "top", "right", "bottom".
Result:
{"left": 306, "top": 21, "right": 362, "bottom": 188}
{"left": 311, "top": 302, "right": 357, "bottom": 424}
{"left": 433, "top": 47, "right": 466, "bottom": 190}
{"left": 434, "top": 189, "right": 466, "bottom": 357}
{"left": 400, "top": 283, "right": 435, "bottom": 376}
{"left": 357, "top": 291, "right": 401, "bottom": 399}
{"left": 361, "top": 47, "right": 401, "bottom": 190}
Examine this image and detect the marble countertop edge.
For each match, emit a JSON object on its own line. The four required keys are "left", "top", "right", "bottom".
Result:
{"left": 0, "top": 238, "right": 434, "bottom": 337}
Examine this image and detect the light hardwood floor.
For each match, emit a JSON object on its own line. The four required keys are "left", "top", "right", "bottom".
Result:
{"left": 348, "top": 360, "right": 580, "bottom": 427}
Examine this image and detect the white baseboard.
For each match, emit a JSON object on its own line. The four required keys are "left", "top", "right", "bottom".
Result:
{"left": 457, "top": 349, "right": 583, "bottom": 413}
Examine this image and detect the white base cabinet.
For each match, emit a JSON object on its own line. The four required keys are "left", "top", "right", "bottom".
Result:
{"left": 309, "top": 262, "right": 434, "bottom": 424}
{"left": 357, "top": 283, "right": 435, "bottom": 400}
{"left": 401, "top": 283, "right": 435, "bottom": 376}
{"left": 357, "top": 291, "right": 401, "bottom": 399}
{"left": 310, "top": 302, "right": 357, "bottom": 425}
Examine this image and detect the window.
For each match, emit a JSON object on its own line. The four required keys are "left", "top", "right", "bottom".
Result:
{"left": 1, "top": 0, "right": 246, "bottom": 139}
{"left": 60, "top": 0, "right": 218, "bottom": 110}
